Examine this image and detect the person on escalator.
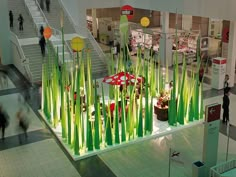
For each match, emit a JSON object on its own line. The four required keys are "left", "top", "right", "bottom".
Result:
{"left": 39, "top": 36, "right": 46, "bottom": 57}
{"left": 45, "top": 0, "right": 50, "bottom": 12}
{"left": 17, "top": 14, "right": 24, "bottom": 31}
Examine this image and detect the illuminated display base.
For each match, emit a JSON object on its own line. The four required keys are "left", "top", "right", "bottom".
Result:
{"left": 39, "top": 110, "right": 203, "bottom": 161}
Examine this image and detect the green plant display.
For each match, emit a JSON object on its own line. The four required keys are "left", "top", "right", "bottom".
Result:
{"left": 41, "top": 15, "right": 203, "bottom": 157}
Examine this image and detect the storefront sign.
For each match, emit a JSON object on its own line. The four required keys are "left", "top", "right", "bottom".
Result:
{"left": 203, "top": 103, "right": 221, "bottom": 177}
{"left": 211, "top": 57, "right": 227, "bottom": 89}
{"left": 121, "top": 5, "right": 134, "bottom": 20}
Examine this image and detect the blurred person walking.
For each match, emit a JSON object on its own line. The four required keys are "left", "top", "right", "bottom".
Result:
{"left": 16, "top": 108, "right": 29, "bottom": 144}
{"left": 0, "top": 105, "right": 9, "bottom": 141}
{"left": 9, "top": 10, "right": 14, "bottom": 28}
{"left": 224, "top": 74, "right": 230, "bottom": 95}
{"left": 45, "top": 0, "right": 50, "bottom": 12}
{"left": 18, "top": 14, "right": 24, "bottom": 31}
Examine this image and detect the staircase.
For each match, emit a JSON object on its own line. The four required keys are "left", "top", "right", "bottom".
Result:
{"left": 36, "top": 0, "right": 75, "bottom": 34}
{"left": 8, "top": 0, "right": 38, "bottom": 38}
{"left": 22, "top": 44, "right": 54, "bottom": 82}
{"left": 40, "top": 0, "right": 108, "bottom": 79}
{"left": 84, "top": 38, "right": 108, "bottom": 78}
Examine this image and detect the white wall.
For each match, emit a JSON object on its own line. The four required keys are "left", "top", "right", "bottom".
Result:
{"left": 0, "top": 0, "right": 12, "bottom": 64}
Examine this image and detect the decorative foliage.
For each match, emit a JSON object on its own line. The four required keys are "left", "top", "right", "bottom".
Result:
{"left": 41, "top": 16, "right": 203, "bottom": 157}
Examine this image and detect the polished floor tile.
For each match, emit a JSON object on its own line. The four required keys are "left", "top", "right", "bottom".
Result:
{"left": 0, "top": 139, "right": 81, "bottom": 177}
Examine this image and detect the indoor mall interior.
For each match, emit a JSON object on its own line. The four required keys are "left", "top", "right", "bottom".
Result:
{"left": 0, "top": 0, "right": 236, "bottom": 177}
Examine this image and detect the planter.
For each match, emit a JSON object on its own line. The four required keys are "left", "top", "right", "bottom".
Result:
{"left": 154, "top": 105, "right": 168, "bottom": 121}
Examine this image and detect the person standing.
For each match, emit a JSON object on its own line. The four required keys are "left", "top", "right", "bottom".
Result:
{"left": 222, "top": 88, "right": 230, "bottom": 124}
{"left": 45, "top": 0, "right": 50, "bottom": 12}
{"left": 224, "top": 74, "right": 229, "bottom": 95}
{"left": 39, "top": 36, "right": 46, "bottom": 57}
{"left": 18, "top": 14, "right": 24, "bottom": 31}
{"left": 9, "top": 10, "right": 14, "bottom": 28}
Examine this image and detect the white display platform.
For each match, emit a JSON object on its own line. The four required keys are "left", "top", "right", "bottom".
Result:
{"left": 211, "top": 57, "right": 227, "bottom": 90}
{"left": 39, "top": 110, "right": 203, "bottom": 161}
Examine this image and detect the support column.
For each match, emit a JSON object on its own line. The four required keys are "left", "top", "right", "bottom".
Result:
{"left": 226, "top": 21, "right": 236, "bottom": 88}
{"left": 159, "top": 12, "right": 172, "bottom": 66}
{"left": 182, "top": 15, "right": 192, "bottom": 31}
{"left": 91, "top": 9, "right": 98, "bottom": 39}
{"left": 0, "top": 0, "right": 11, "bottom": 64}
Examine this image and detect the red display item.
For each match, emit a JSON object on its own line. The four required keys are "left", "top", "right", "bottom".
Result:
{"left": 213, "top": 58, "right": 226, "bottom": 64}
{"left": 102, "top": 71, "right": 140, "bottom": 86}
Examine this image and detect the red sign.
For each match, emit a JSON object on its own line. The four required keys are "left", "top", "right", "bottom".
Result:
{"left": 213, "top": 58, "right": 226, "bottom": 64}
{"left": 222, "top": 28, "right": 229, "bottom": 43}
{"left": 205, "top": 104, "right": 221, "bottom": 122}
{"left": 121, "top": 5, "right": 134, "bottom": 20}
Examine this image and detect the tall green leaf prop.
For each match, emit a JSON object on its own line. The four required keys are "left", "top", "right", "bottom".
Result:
{"left": 101, "top": 84, "right": 107, "bottom": 129}
{"left": 106, "top": 101, "right": 113, "bottom": 145}
{"left": 119, "top": 15, "right": 129, "bottom": 61}
{"left": 75, "top": 66, "right": 81, "bottom": 152}
{"left": 114, "top": 88, "right": 120, "bottom": 144}
{"left": 168, "top": 52, "right": 177, "bottom": 126}
{"left": 94, "top": 80, "right": 100, "bottom": 149}
{"left": 194, "top": 37, "right": 201, "bottom": 120}
{"left": 66, "top": 87, "right": 71, "bottom": 145}
{"left": 74, "top": 124, "right": 79, "bottom": 155}
{"left": 144, "top": 64, "right": 150, "bottom": 134}
{"left": 149, "top": 96, "right": 153, "bottom": 133}
{"left": 137, "top": 90, "right": 143, "bottom": 137}
{"left": 60, "top": 64, "right": 66, "bottom": 139}
{"left": 52, "top": 50, "right": 59, "bottom": 127}
{"left": 86, "top": 58, "right": 93, "bottom": 151}
{"left": 42, "top": 63, "right": 50, "bottom": 121}
{"left": 121, "top": 91, "right": 126, "bottom": 142}
{"left": 177, "top": 55, "right": 186, "bottom": 124}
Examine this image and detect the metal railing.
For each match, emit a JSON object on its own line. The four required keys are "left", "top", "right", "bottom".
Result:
{"left": 210, "top": 159, "right": 236, "bottom": 177}
{"left": 57, "top": 0, "right": 108, "bottom": 64}
{"left": 10, "top": 32, "right": 33, "bottom": 82}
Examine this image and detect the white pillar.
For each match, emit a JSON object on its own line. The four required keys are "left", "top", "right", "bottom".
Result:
{"left": 226, "top": 21, "right": 236, "bottom": 87}
{"left": 182, "top": 15, "right": 192, "bottom": 31}
{"left": 159, "top": 12, "right": 172, "bottom": 66}
{"left": 0, "top": 0, "right": 11, "bottom": 64}
{"left": 91, "top": 9, "right": 98, "bottom": 39}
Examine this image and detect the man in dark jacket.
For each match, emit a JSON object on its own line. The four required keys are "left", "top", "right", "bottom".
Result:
{"left": 222, "top": 88, "right": 230, "bottom": 124}
{"left": 39, "top": 36, "right": 46, "bottom": 57}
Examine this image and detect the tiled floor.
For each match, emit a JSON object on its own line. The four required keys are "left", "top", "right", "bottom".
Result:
{"left": 0, "top": 64, "right": 235, "bottom": 177}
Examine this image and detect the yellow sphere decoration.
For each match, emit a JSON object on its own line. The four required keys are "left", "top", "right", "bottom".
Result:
{"left": 71, "top": 37, "right": 84, "bottom": 52}
{"left": 140, "top": 17, "right": 150, "bottom": 27}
